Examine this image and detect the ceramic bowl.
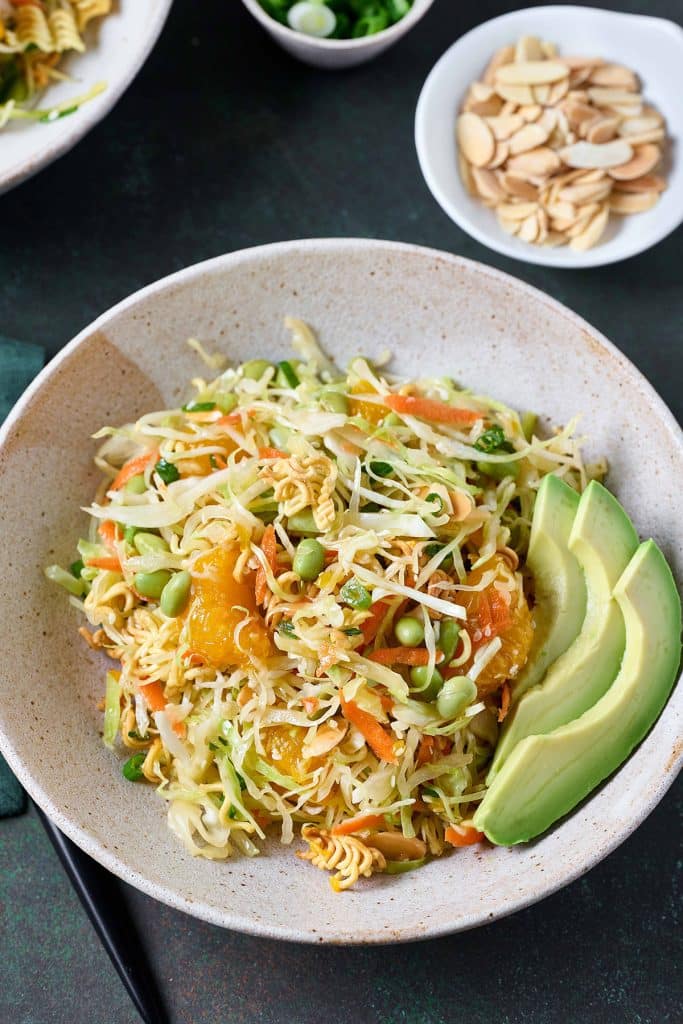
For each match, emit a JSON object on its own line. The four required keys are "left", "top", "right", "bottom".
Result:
{"left": 0, "top": 0, "right": 173, "bottom": 196}
{"left": 240, "top": 0, "right": 435, "bottom": 69}
{"left": 415, "top": 5, "right": 683, "bottom": 268}
{"left": 0, "top": 239, "right": 680, "bottom": 943}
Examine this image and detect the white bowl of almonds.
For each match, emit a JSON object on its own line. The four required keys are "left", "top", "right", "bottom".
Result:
{"left": 415, "top": 5, "right": 683, "bottom": 267}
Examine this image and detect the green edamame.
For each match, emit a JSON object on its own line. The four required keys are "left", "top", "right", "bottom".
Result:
{"left": 215, "top": 392, "right": 238, "bottom": 414}
{"left": 241, "top": 359, "right": 271, "bottom": 381}
{"left": 438, "top": 620, "right": 460, "bottom": 662}
{"left": 436, "top": 676, "right": 477, "bottom": 719}
{"left": 410, "top": 665, "right": 443, "bottom": 702}
{"left": 160, "top": 570, "right": 192, "bottom": 617}
{"left": 124, "top": 474, "right": 147, "bottom": 494}
{"left": 395, "top": 616, "right": 424, "bottom": 647}
{"left": 133, "top": 532, "right": 169, "bottom": 556}
{"left": 293, "top": 538, "right": 325, "bottom": 581}
{"left": 134, "top": 570, "right": 172, "bottom": 599}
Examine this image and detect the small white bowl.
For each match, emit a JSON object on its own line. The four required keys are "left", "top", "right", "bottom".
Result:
{"left": 415, "top": 5, "right": 683, "bottom": 268}
{"left": 0, "top": 0, "right": 173, "bottom": 197}
{"left": 241, "top": 0, "right": 435, "bottom": 69}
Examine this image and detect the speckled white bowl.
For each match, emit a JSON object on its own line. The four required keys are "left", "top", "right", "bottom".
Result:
{"left": 0, "top": 239, "right": 680, "bottom": 943}
{"left": 240, "top": 0, "right": 435, "bottom": 69}
{"left": 0, "top": 0, "right": 172, "bottom": 196}
{"left": 415, "top": 6, "right": 683, "bottom": 268}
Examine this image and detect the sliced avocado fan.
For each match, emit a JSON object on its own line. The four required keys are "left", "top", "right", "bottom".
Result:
{"left": 474, "top": 540, "right": 681, "bottom": 845}
{"left": 511, "top": 474, "right": 586, "bottom": 703}
{"left": 489, "top": 481, "right": 638, "bottom": 781}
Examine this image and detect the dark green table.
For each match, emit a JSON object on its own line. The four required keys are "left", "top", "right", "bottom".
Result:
{"left": 1, "top": 1, "right": 681, "bottom": 1021}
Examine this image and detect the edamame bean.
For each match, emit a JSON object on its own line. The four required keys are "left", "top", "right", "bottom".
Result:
{"left": 160, "top": 570, "right": 192, "bottom": 617}
{"left": 241, "top": 359, "right": 271, "bottom": 381}
{"left": 321, "top": 390, "right": 349, "bottom": 414}
{"left": 124, "top": 474, "right": 147, "bottom": 495}
{"left": 436, "top": 676, "right": 477, "bottom": 719}
{"left": 395, "top": 616, "right": 424, "bottom": 647}
{"left": 410, "top": 665, "right": 443, "bottom": 702}
{"left": 133, "top": 532, "right": 170, "bottom": 556}
{"left": 293, "top": 538, "right": 325, "bottom": 581}
{"left": 134, "top": 570, "right": 172, "bottom": 599}
{"left": 438, "top": 620, "right": 460, "bottom": 662}
{"left": 216, "top": 393, "right": 238, "bottom": 414}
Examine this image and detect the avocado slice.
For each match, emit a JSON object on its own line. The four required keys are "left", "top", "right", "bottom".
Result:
{"left": 511, "top": 474, "right": 586, "bottom": 702}
{"left": 489, "top": 481, "right": 638, "bottom": 780}
{"left": 473, "top": 540, "right": 681, "bottom": 844}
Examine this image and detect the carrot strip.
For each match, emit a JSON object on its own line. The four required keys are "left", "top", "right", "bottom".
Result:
{"left": 98, "top": 519, "right": 120, "bottom": 552}
{"left": 385, "top": 394, "right": 481, "bottom": 425}
{"left": 258, "top": 446, "right": 287, "bottom": 460}
{"left": 331, "top": 813, "right": 386, "bottom": 836}
{"left": 444, "top": 824, "right": 485, "bottom": 847}
{"left": 360, "top": 600, "right": 390, "bottom": 645}
{"left": 216, "top": 412, "right": 246, "bottom": 427}
{"left": 368, "top": 647, "right": 444, "bottom": 666}
{"left": 255, "top": 524, "right": 278, "bottom": 604}
{"left": 379, "top": 693, "right": 394, "bottom": 713}
{"left": 139, "top": 680, "right": 166, "bottom": 712}
{"left": 340, "top": 696, "right": 398, "bottom": 764}
{"left": 498, "top": 682, "right": 511, "bottom": 723}
{"left": 85, "top": 556, "right": 121, "bottom": 572}
{"left": 416, "top": 735, "right": 435, "bottom": 767}
{"left": 302, "top": 696, "right": 319, "bottom": 715}
{"left": 111, "top": 449, "right": 158, "bottom": 491}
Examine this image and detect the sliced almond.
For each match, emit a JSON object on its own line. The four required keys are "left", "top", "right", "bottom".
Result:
{"left": 501, "top": 173, "right": 539, "bottom": 200}
{"left": 541, "top": 40, "right": 558, "bottom": 59}
{"left": 618, "top": 116, "right": 665, "bottom": 137}
{"left": 496, "top": 61, "right": 569, "bottom": 86}
{"left": 456, "top": 113, "right": 496, "bottom": 168}
{"left": 533, "top": 83, "right": 552, "bottom": 104}
{"left": 606, "top": 101, "right": 643, "bottom": 118}
{"left": 588, "top": 64, "right": 638, "bottom": 90}
{"left": 641, "top": 104, "right": 664, "bottom": 126}
{"left": 457, "top": 150, "right": 477, "bottom": 196}
{"left": 558, "top": 180, "right": 612, "bottom": 204}
{"left": 483, "top": 45, "right": 515, "bottom": 87}
{"left": 496, "top": 201, "right": 539, "bottom": 221}
{"left": 569, "top": 67, "right": 593, "bottom": 88}
{"left": 508, "top": 122, "right": 551, "bottom": 155}
{"left": 547, "top": 78, "right": 570, "bottom": 105}
{"left": 569, "top": 204, "right": 610, "bottom": 251}
{"left": 559, "top": 139, "right": 633, "bottom": 169}
{"left": 573, "top": 168, "right": 608, "bottom": 184}
{"left": 588, "top": 87, "right": 642, "bottom": 107}
{"left": 608, "top": 143, "right": 660, "bottom": 181}
{"left": 515, "top": 35, "right": 544, "bottom": 62}
{"left": 612, "top": 128, "right": 664, "bottom": 147}
{"left": 486, "top": 113, "right": 525, "bottom": 140}
{"left": 578, "top": 115, "right": 605, "bottom": 140}
{"left": 564, "top": 100, "right": 601, "bottom": 129}
{"left": 613, "top": 173, "right": 666, "bottom": 194}
{"left": 495, "top": 82, "right": 536, "bottom": 105}
{"left": 466, "top": 81, "right": 504, "bottom": 116}
{"left": 560, "top": 56, "right": 605, "bottom": 70}
{"left": 500, "top": 100, "right": 519, "bottom": 116}
{"left": 542, "top": 231, "right": 566, "bottom": 247}
{"left": 498, "top": 215, "right": 521, "bottom": 235}
{"left": 471, "top": 166, "right": 509, "bottom": 202}
{"left": 544, "top": 199, "right": 577, "bottom": 220}
{"left": 587, "top": 116, "right": 620, "bottom": 144}
{"left": 518, "top": 212, "right": 540, "bottom": 243}
{"left": 566, "top": 207, "right": 599, "bottom": 238}
{"left": 609, "top": 190, "right": 659, "bottom": 214}
{"left": 518, "top": 104, "right": 543, "bottom": 122}
{"left": 536, "top": 207, "right": 549, "bottom": 243}
{"left": 507, "top": 146, "right": 562, "bottom": 177}
{"left": 484, "top": 141, "right": 510, "bottom": 169}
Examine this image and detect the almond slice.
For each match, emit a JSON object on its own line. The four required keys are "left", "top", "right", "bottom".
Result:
{"left": 612, "top": 129, "right": 665, "bottom": 147}
{"left": 542, "top": 231, "right": 566, "bottom": 247}
{"left": 569, "top": 205, "right": 610, "bottom": 251}
{"left": 559, "top": 140, "right": 633, "bottom": 169}
{"left": 608, "top": 143, "right": 660, "bottom": 181}
{"left": 496, "top": 61, "right": 569, "bottom": 86}
{"left": 587, "top": 116, "right": 620, "bottom": 144}
{"left": 533, "top": 84, "right": 552, "bottom": 104}
{"left": 496, "top": 201, "right": 539, "bottom": 221}
{"left": 569, "top": 67, "right": 593, "bottom": 88}
{"left": 588, "top": 87, "right": 642, "bottom": 107}
{"left": 544, "top": 200, "right": 577, "bottom": 220}
{"left": 612, "top": 173, "right": 666, "bottom": 194}
{"left": 547, "top": 78, "right": 570, "bottom": 105}
{"left": 607, "top": 101, "right": 644, "bottom": 118}
{"left": 541, "top": 41, "right": 558, "bottom": 59}
{"left": 609, "top": 190, "right": 659, "bottom": 214}
{"left": 588, "top": 64, "right": 638, "bottom": 90}
{"left": 507, "top": 146, "right": 562, "bottom": 177}
{"left": 558, "top": 180, "right": 612, "bottom": 204}
{"left": 518, "top": 212, "right": 540, "bottom": 243}
{"left": 458, "top": 151, "right": 477, "bottom": 196}
{"left": 495, "top": 83, "right": 536, "bottom": 105}
{"left": 560, "top": 56, "right": 605, "bottom": 70}
{"left": 566, "top": 206, "right": 600, "bottom": 238}
{"left": 515, "top": 35, "right": 544, "bottom": 62}
{"left": 497, "top": 215, "right": 521, "bottom": 235}
{"left": 564, "top": 100, "right": 601, "bottom": 129}
{"left": 483, "top": 45, "right": 515, "bottom": 87}
{"left": 456, "top": 113, "right": 496, "bottom": 168}
{"left": 486, "top": 113, "right": 525, "bottom": 140}
{"left": 500, "top": 100, "right": 519, "bottom": 116}
{"left": 485, "top": 141, "right": 510, "bottom": 169}
{"left": 618, "top": 116, "right": 665, "bottom": 137}
{"left": 518, "top": 104, "right": 543, "bottom": 122}
{"left": 471, "top": 166, "right": 509, "bottom": 202}
{"left": 501, "top": 173, "right": 539, "bottom": 200}
{"left": 536, "top": 208, "right": 549, "bottom": 244}
{"left": 508, "top": 122, "right": 551, "bottom": 155}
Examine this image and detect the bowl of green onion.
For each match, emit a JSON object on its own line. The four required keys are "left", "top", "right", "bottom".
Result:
{"left": 241, "top": 0, "right": 435, "bottom": 68}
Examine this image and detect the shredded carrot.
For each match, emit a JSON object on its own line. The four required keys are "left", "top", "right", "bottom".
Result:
{"left": 258, "top": 446, "right": 287, "bottom": 460}
{"left": 368, "top": 647, "right": 445, "bottom": 666}
{"left": 360, "top": 600, "right": 390, "bottom": 645}
{"left": 379, "top": 693, "right": 394, "bottom": 713}
{"left": 385, "top": 393, "right": 481, "bottom": 426}
{"left": 416, "top": 735, "right": 435, "bottom": 767}
{"left": 498, "top": 682, "right": 511, "bottom": 723}
{"left": 331, "top": 813, "right": 386, "bottom": 836}
{"left": 340, "top": 696, "right": 398, "bottom": 764}
{"left": 216, "top": 412, "right": 245, "bottom": 427}
{"left": 302, "top": 696, "right": 319, "bottom": 715}
{"left": 444, "top": 824, "right": 485, "bottom": 847}
{"left": 255, "top": 524, "right": 277, "bottom": 605}
{"left": 97, "top": 519, "right": 120, "bottom": 552}
{"left": 85, "top": 556, "right": 121, "bottom": 572}
{"left": 139, "top": 680, "right": 166, "bottom": 712}
{"left": 111, "top": 449, "right": 158, "bottom": 491}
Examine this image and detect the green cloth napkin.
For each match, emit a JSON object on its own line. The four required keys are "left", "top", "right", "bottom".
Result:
{"left": 0, "top": 335, "right": 46, "bottom": 817}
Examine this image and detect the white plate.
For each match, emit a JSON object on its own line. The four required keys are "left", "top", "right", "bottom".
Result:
{"left": 0, "top": 239, "right": 680, "bottom": 942}
{"left": 0, "top": 0, "right": 173, "bottom": 196}
{"left": 415, "top": 5, "right": 683, "bottom": 268}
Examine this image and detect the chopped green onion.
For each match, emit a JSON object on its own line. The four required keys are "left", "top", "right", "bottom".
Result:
{"left": 339, "top": 578, "right": 372, "bottom": 610}
{"left": 154, "top": 458, "right": 180, "bottom": 484}
{"left": 473, "top": 425, "right": 514, "bottom": 454}
{"left": 182, "top": 400, "right": 216, "bottom": 412}
{"left": 425, "top": 543, "right": 453, "bottom": 570}
{"left": 70, "top": 559, "right": 84, "bottom": 579}
{"left": 385, "top": 857, "right": 426, "bottom": 874}
{"left": 278, "top": 619, "right": 297, "bottom": 637}
{"left": 277, "top": 360, "right": 300, "bottom": 388}
{"left": 422, "top": 786, "right": 439, "bottom": 798}
{"left": 287, "top": 1, "right": 336, "bottom": 37}
{"left": 369, "top": 461, "right": 393, "bottom": 478}
{"left": 342, "top": 627, "right": 363, "bottom": 636}
{"left": 425, "top": 492, "right": 444, "bottom": 514}
{"left": 122, "top": 753, "right": 146, "bottom": 782}
{"left": 215, "top": 393, "right": 238, "bottom": 414}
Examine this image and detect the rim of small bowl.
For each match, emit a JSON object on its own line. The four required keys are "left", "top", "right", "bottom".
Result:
{"left": 415, "top": 5, "right": 683, "bottom": 269}
{"left": 241, "top": 0, "right": 435, "bottom": 50}
{"left": 0, "top": 0, "right": 174, "bottom": 196}
{"left": 0, "top": 238, "right": 681, "bottom": 942}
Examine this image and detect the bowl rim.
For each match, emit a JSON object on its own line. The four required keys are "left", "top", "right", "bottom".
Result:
{"left": 1, "top": 237, "right": 681, "bottom": 943}
{"left": 0, "top": 0, "right": 174, "bottom": 196}
{"left": 240, "top": 0, "right": 435, "bottom": 50}
{"left": 414, "top": 4, "right": 683, "bottom": 269}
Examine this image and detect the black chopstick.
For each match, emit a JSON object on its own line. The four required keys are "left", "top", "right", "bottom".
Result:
{"left": 33, "top": 802, "right": 169, "bottom": 1024}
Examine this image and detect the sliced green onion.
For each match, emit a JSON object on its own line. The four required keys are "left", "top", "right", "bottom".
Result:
{"left": 339, "top": 578, "right": 372, "bottom": 610}
{"left": 122, "top": 753, "right": 146, "bottom": 782}
{"left": 70, "top": 559, "right": 85, "bottom": 579}
{"left": 369, "top": 461, "right": 393, "bottom": 478}
{"left": 385, "top": 857, "right": 426, "bottom": 874}
{"left": 473, "top": 425, "right": 514, "bottom": 454}
{"left": 425, "top": 492, "right": 444, "bottom": 514}
{"left": 287, "top": 1, "right": 336, "bottom": 37}
{"left": 277, "top": 360, "right": 300, "bottom": 388}
{"left": 342, "top": 627, "right": 363, "bottom": 636}
{"left": 182, "top": 400, "right": 216, "bottom": 412}
{"left": 154, "top": 458, "right": 180, "bottom": 484}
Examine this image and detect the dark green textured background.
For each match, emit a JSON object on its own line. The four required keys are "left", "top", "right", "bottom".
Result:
{"left": 0, "top": 1, "right": 681, "bottom": 1021}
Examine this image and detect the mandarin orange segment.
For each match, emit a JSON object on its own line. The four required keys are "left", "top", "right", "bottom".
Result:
{"left": 348, "top": 381, "right": 386, "bottom": 426}
{"left": 460, "top": 553, "right": 533, "bottom": 698}
{"left": 187, "top": 546, "right": 271, "bottom": 668}
{"left": 261, "top": 725, "right": 323, "bottom": 783}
